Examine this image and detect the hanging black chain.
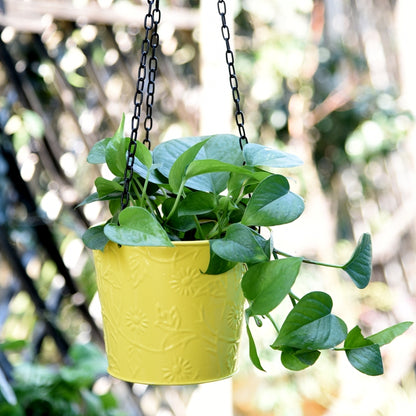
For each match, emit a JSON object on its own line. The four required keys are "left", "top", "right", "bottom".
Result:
{"left": 217, "top": 0, "right": 248, "bottom": 149}
{"left": 121, "top": 0, "right": 160, "bottom": 210}
{"left": 143, "top": 3, "right": 161, "bottom": 148}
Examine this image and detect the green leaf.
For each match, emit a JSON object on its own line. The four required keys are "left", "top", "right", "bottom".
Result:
{"left": 344, "top": 326, "right": 373, "bottom": 349}
{"left": 343, "top": 327, "right": 383, "bottom": 376}
{"left": 342, "top": 233, "right": 372, "bottom": 288}
{"left": 185, "top": 159, "right": 254, "bottom": 181}
{"left": 87, "top": 137, "right": 111, "bottom": 164}
{"left": 82, "top": 225, "right": 109, "bottom": 251}
{"left": 169, "top": 138, "right": 210, "bottom": 193}
{"left": 105, "top": 136, "right": 130, "bottom": 177}
{"left": 242, "top": 257, "right": 302, "bottom": 315}
{"left": 113, "top": 113, "right": 126, "bottom": 141}
{"left": 346, "top": 345, "right": 383, "bottom": 376}
{"left": 178, "top": 191, "right": 217, "bottom": 216}
{"left": 241, "top": 175, "right": 304, "bottom": 226}
{"left": 134, "top": 141, "right": 153, "bottom": 169}
{"left": 109, "top": 198, "right": 121, "bottom": 215}
{"left": 76, "top": 191, "right": 122, "bottom": 208}
{"left": 244, "top": 143, "right": 303, "bottom": 169}
{"left": 272, "top": 292, "right": 348, "bottom": 350}
{"left": 281, "top": 348, "right": 320, "bottom": 371}
{"left": 210, "top": 224, "right": 270, "bottom": 264}
{"left": 367, "top": 321, "right": 413, "bottom": 347}
{"left": 245, "top": 313, "right": 265, "bottom": 371}
{"left": 342, "top": 324, "right": 410, "bottom": 375}
{"left": 95, "top": 177, "right": 124, "bottom": 198}
{"left": 103, "top": 115, "right": 128, "bottom": 176}
{"left": 104, "top": 206, "right": 173, "bottom": 246}
{"left": 204, "top": 248, "right": 237, "bottom": 275}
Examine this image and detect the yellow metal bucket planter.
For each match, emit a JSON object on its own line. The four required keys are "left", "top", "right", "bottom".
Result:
{"left": 93, "top": 240, "right": 245, "bottom": 385}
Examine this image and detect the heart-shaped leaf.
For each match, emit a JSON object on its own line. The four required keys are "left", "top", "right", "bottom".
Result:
{"left": 242, "top": 175, "right": 304, "bottom": 226}
{"left": 242, "top": 257, "right": 302, "bottom": 315}
{"left": 281, "top": 348, "right": 320, "bottom": 371}
{"left": 104, "top": 206, "right": 173, "bottom": 246}
{"left": 342, "top": 233, "right": 372, "bottom": 288}
{"left": 210, "top": 224, "right": 270, "bottom": 264}
{"left": 82, "top": 224, "right": 109, "bottom": 251}
{"left": 272, "top": 291, "right": 347, "bottom": 350}
{"left": 346, "top": 344, "right": 383, "bottom": 376}
{"left": 344, "top": 326, "right": 383, "bottom": 376}
{"left": 244, "top": 143, "right": 303, "bottom": 169}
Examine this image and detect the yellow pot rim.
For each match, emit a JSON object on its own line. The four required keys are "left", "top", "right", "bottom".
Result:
{"left": 100, "top": 240, "right": 211, "bottom": 250}
{"left": 171, "top": 240, "right": 209, "bottom": 247}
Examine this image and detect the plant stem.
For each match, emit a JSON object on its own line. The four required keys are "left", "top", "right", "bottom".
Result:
{"left": 266, "top": 313, "right": 280, "bottom": 333}
{"left": 234, "top": 184, "right": 247, "bottom": 206}
{"left": 131, "top": 179, "right": 144, "bottom": 207}
{"left": 132, "top": 178, "right": 157, "bottom": 215}
{"left": 193, "top": 215, "right": 206, "bottom": 239}
{"left": 141, "top": 173, "right": 150, "bottom": 206}
{"left": 205, "top": 221, "right": 219, "bottom": 239}
{"left": 289, "top": 291, "right": 299, "bottom": 307}
{"left": 165, "top": 181, "right": 185, "bottom": 223}
{"left": 273, "top": 249, "right": 342, "bottom": 269}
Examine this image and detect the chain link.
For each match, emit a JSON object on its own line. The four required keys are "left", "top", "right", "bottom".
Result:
{"left": 121, "top": 0, "right": 160, "bottom": 210}
{"left": 143, "top": 5, "right": 160, "bottom": 148}
{"left": 217, "top": 0, "right": 248, "bottom": 149}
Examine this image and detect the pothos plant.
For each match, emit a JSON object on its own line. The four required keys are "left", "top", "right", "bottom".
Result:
{"left": 80, "top": 114, "right": 412, "bottom": 376}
